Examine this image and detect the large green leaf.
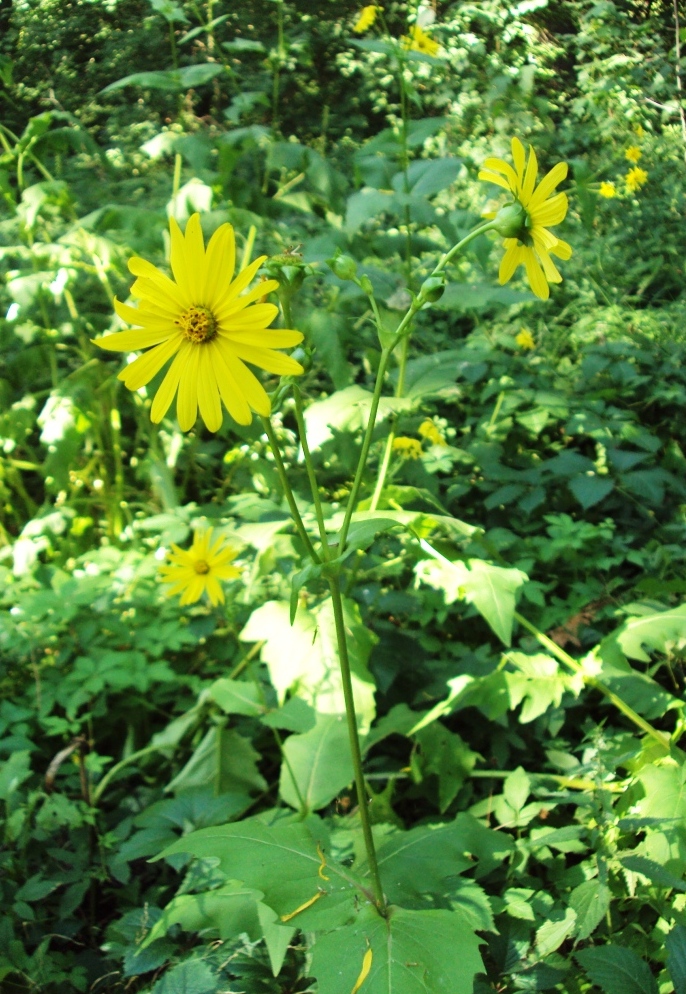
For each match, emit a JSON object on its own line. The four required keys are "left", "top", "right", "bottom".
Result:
{"left": 303, "top": 385, "right": 412, "bottom": 450}
{"left": 101, "top": 63, "right": 224, "bottom": 93}
{"left": 240, "top": 597, "right": 377, "bottom": 730}
{"left": 142, "top": 883, "right": 263, "bottom": 947}
{"left": 666, "top": 925, "right": 686, "bottom": 994}
{"left": 206, "top": 679, "right": 264, "bottom": 717}
{"left": 311, "top": 905, "right": 483, "bottom": 994}
{"left": 603, "top": 604, "right": 686, "bottom": 663}
{"left": 576, "top": 945, "right": 658, "bottom": 994}
{"left": 279, "top": 713, "right": 353, "bottom": 812}
{"left": 634, "top": 761, "right": 686, "bottom": 820}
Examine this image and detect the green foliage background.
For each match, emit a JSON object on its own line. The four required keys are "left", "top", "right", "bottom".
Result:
{"left": 2, "top": 0, "right": 686, "bottom": 992}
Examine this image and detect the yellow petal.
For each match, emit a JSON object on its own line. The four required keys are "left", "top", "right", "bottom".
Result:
{"left": 478, "top": 169, "right": 512, "bottom": 192}
{"left": 521, "top": 145, "right": 538, "bottom": 205}
{"left": 177, "top": 345, "right": 200, "bottom": 431}
{"left": 204, "top": 574, "right": 225, "bottom": 606}
{"left": 529, "top": 191, "right": 568, "bottom": 227}
{"left": 179, "top": 576, "right": 205, "bottom": 605}
{"left": 550, "top": 237, "right": 572, "bottom": 260}
{"left": 203, "top": 223, "right": 236, "bottom": 304}
{"left": 95, "top": 326, "right": 174, "bottom": 352}
{"left": 216, "top": 344, "right": 272, "bottom": 417}
{"left": 218, "top": 302, "right": 280, "bottom": 329}
{"left": 128, "top": 258, "right": 188, "bottom": 309}
{"left": 482, "top": 157, "right": 519, "bottom": 193}
{"left": 499, "top": 241, "right": 524, "bottom": 285}
{"left": 207, "top": 341, "right": 253, "bottom": 425}
{"left": 215, "top": 281, "right": 279, "bottom": 318}
{"left": 231, "top": 344, "right": 304, "bottom": 376}
{"left": 528, "top": 162, "right": 568, "bottom": 211}
{"left": 511, "top": 137, "right": 526, "bottom": 180}
{"left": 221, "top": 327, "right": 303, "bottom": 348}
{"left": 130, "top": 277, "right": 184, "bottom": 318}
{"left": 151, "top": 342, "right": 192, "bottom": 423}
{"left": 113, "top": 298, "right": 175, "bottom": 330}
{"left": 197, "top": 346, "right": 223, "bottom": 433}
{"left": 212, "top": 255, "right": 267, "bottom": 313}
{"left": 118, "top": 335, "right": 183, "bottom": 390}
{"left": 183, "top": 213, "right": 205, "bottom": 301}
{"left": 532, "top": 238, "right": 563, "bottom": 283}
{"left": 169, "top": 216, "right": 194, "bottom": 303}
{"left": 523, "top": 247, "right": 549, "bottom": 300}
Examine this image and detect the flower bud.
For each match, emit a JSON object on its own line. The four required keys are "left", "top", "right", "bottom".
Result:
{"left": 327, "top": 252, "right": 358, "bottom": 281}
{"left": 359, "top": 275, "right": 374, "bottom": 296}
{"left": 492, "top": 202, "right": 527, "bottom": 239}
{"left": 420, "top": 275, "right": 445, "bottom": 302}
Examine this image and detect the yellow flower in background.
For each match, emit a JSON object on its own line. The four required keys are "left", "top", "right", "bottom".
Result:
{"left": 626, "top": 167, "right": 648, "bottom": 192}
{"left": 401, "top": 24, "right": 440, "bottom": 57}
{"left": 479, "top": 136, "right": 572, "bottom": 301}
{"left": 598, "top": 181, "right": 617, "bottom": 198}
{"left": 515, "top": 329, "right": 535, "bottom": 350}
{"left": 625, "top": 146, "right": 642, "bottom": 163}
{"left": 95, "top": 214, "right": 303, "bottom": 433}
{"left": 634, "top": 124, "right": 645, "bottom": 138}
{"left": 392, "top": 436, "right": 422, "bottom": 459}
{"left": 353, "top": 5, "right": 378, "bottom": 32}
{"left": 418, "top": 419, "right": 446, "bottom": 446}
{"left": 159, "top": 528, "right": 240, "bottom": 606}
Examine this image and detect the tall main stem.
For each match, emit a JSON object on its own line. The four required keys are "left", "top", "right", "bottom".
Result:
{"left": 328, "top": 577, "right": 386, "bottom": 913}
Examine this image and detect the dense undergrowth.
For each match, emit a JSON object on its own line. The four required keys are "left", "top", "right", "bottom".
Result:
{"left": 2, "top": 1, "right": 686, "bottom": 992}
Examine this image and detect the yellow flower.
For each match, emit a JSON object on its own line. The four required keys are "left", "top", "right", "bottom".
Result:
{"left": 515, "top": 329, "right": 535, "bottom": 350}
{"left": 625, "top": 167, "right": 648, "bottom": 192}
{"left": 418, "top": 419, "right": 446, "bottom": 445}
{"left": 625, "top": 146, "right": 642, "bottom": 164}
{"left": 479, "top": 137, "right": 572, "bottom": 301}
{"left": 353, "top": 5, "right": 378, "bottom": 32}
{"left": 392, "top": 436, "right": 422, "bottom": 459}
{"left": 159, "top": 528, "right": 240, "bottom": 606}
{"left": 401, "top": 24, "right": 440, "bottom": 57}
{"left": 95, "top": 214, "right": 304, "bottom": 432}
{"left": 634, "top": 124, "right": 645, "bottom": 138}
{"left": 598, "top": 181, "right": 617, "bottom": 198}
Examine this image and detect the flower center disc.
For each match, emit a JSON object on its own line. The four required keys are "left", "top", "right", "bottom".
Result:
{"left": 194, "top": 560, "right": 210, "bottom": 574}
{"left": 178, "top": 306, "right": 217, "bottom": 344}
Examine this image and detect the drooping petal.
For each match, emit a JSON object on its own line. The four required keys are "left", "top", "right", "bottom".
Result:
{"left": 212, "top": 255, "right": 267, "bottom": 313}
{"left": 130, "top": 277, "right": 184, "bottom": 318}
{"left": 477, "top": 168, "right": 513, "bottom": 192}
{"left": 114, "top": 298, "right": 175, "bottom": 330}
{"left": 118, "top": 335, "right": 183, "bottom": 390}
{"left": 522, "top": 247, "right": 549, "bottom": 300}
{"left": 221, "top": 327, "right": 303, "bottom": 348}
{"left": 176, "top": 344, "right": 200, "bottom": 431}
{"left": 215, "top": 342, "right": 271, "bottom": 417}
{"left": 179, "top": 576, "right": 206, "bottom": 605}
{"left": 550, "top": 237, "right": 572, "bottom": 260}
{"left": 197, "top": 345, "right": 223, "bottom": 432}
{"left": 498, "top": 240, "right": 525, "bottom": 285}
{"left": 208, "top": 341, "right": 253, "bottom": 425}
{"left": 527, "top": 162, "right": 568, "bottom": 212}
{"left": 203, "top": 574, "right": 225, "bottom": 606}
{"left": 203, "top": 223, "right": 236, "bottom": 305}
{"left": 217, "top": 302, "right": 280, "bottom": 329}
{"left": 128, "top": 258, "right": 188, "bottom": 309}
{"left": 532, "top": 237, "right": 563, "bottom": 283}
{"left": 482, "top": 157, "right": 519, "bottom": 193}
{"left": 150, "top": 342, "right": 192, "bottom": 423}
{"left": 215, "top": 280, "right": 279, "bottom": 317}
{"left": 529, "top": 191, "right": 568, "bottom": 228}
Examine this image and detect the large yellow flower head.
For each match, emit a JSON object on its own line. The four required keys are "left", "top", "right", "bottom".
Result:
{"left": 95, "top": 214, "right": 304, "bottom": 432}
{"left": 479, "top": 137, "right": 572, "bottom": 301}
{"left": 159, "top": 528, "right": 240, "bottom": 606}
{"left": 353, "top": 5, "right": 378, "bottom": 32}
{"left": 401, "top": 24, "right": 440, "bottom": 57}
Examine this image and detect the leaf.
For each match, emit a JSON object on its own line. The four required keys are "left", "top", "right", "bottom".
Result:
{"left": 279, "top": 713, "right": 353, "bottom": 812}
{"left": 206, "top": 679, "right": 264, "bottom": 717}
{"left": 101, "top": 63, "right": 224, "bottom": 93}
{"left": 413, "top": 723, "right": 478, "bottom": 812}
{"left": 391, "top": 157, "right": 462, "bottom": 197}
{"left": 568, "top": 474, "right": 615, "bottom": 509}
{"left": 0, "top": 750, "right": 32, "bottom": 800}
{"left": 166, "top": 727, "right": 267, "bottom": 795}
{"left": 303, "top": 384, "right": 412, "bottom": 450}
{"left": 576, "top": 945, "right": 658, "bottom": 994}
{"left": 157, "top": 817, "right": 360, "bottom": 931}
{"left": 607, "top": 605, "right": 686, "bottom": 663}
{"left": 620, "top": 854, "right": 686, "bottom": 891}
{"left": 310, "top": 905, "right": 483, "bottom": 994}
{"left": 666, "top": 925, "right": 686, "bottom": 994}
{"left": 503, "top": 766, "right": 531, "bottom": 814}
{"left": 345, "top": 188, "right": 394, "bottom": 233}
{"left": 142, "top": 883, "right": 263, "bottom": 948}
{"left": 535, "top": 907, "right": 577, "bottom": 956}
{"left": 262, "top": 696, "right": 317, "bottom": 734}
{"left": 506, "top": 653, "right": 578, "bottom": 723}
{"left": 150, "top": 960, "right": 217, "bottom": 994}
{"left": 240, "top": 597, "right": 377, "bottom": 731}
{"left": 633, "top": 761, "right": 686, "bottom": 821}
{"left": 569, "top": 879, "right": 610, "bottom": 940}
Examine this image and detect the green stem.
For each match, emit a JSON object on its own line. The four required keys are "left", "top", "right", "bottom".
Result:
{"left": 261, "top": 416, "right": 321, "bottom": 563}
{"left": 329, "top": 577, "right": 386, "bottom": 913}
{"left": 369, "top": 336, "right": 410, "bottom": 511}
{"left": 292, "top": 385, "right": 329, "bottom": 552}
{"left": 513, "top": 611, "right": 670, "bottom": 749}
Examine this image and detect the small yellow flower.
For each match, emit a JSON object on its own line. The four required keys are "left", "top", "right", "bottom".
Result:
{"left": 392, "top": 436, "right": 422, "bottom": 459}
{"left": 625, "top": 146, "right": 642, "bottom": 164}
{"left": 401, "top": 24, "right": 440, "bottom": 57}
{"left": 353, "top": 5, "right": 378, "bottom": 32}
{"left": 95, "top": 214, "right": 304, "bottom": 433}
{"left": 598, "top": 181, "right": 617, "bottom": 198}
{"left": 515, "top": 329, "right": 535, "bottom": 350}
{"left": 625, "top": 166, "right": 648, "bottom": 192}
{"left": 634, "top": 124, "right": 645, "bottom": 138}
{"left": 159, "top": 528, "right": 240, "bottom": 606}
{"left": 418, "top": 419, "right": 446, "bottom": 446}
{"left": 479, "top": 137, "right": 572, "bottom": 301}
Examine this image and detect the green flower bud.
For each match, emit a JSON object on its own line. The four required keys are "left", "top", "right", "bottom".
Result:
{"left": 359, "top": 275, "right": 374, "bottom": 296}
{"left": 420, "top": 275, "right": 445, "bottom": 302}
{"left": 492, "top": 201, "right": 527, "bottom": 239}
{"left": 327, "top": 252, "right": 358, "bottom": 281}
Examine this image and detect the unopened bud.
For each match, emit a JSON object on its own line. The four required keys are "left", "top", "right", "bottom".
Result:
{"left": 359, "top": 275, "right": 374, "bottom": 295}
{"left": 420, "top": 275, "right": 445, "bottom": 302}
{"left": 492, "top": 202, "right": 527, "bottom": 239}
{"left": 327, "top": 253, "right": 358, "bottom": 281}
